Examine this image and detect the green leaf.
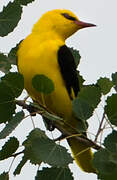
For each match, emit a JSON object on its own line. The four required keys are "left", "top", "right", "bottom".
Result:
{"left": 97, "top": 77, "right": 113, "bottom": 95}
{"left": 14, "top": 141, "right": 42, "bottom": 175}
{"left": 32, "top": 138, "right": 73, "bottom": 167}
{"left": 2, "top": 72, "right": 24, "bottom": 98}
{"left": 69, "top": 47, "right": 81, "bottom": 67}
{"left": 72, "top": 97, "right": 93, "bottom": 121}
{"left": 104, "top": 131, "right": 117, "bottom": 153}
{"left": 112, "top": 72, "right": 117, "bottom": 85}
{"left": 23, "top": 128, "right": 46, "bottom": 143}
{"left": 112, "top": 72, "right": 117, "bottom": 92}
{"left": 0, "top": 137, "right": 19, "bottom": 160}
{"left": 0, "top": 53, "right": 11, "bottom": 73}
{"left": 0, "top": 42, "right": 21, "bottom": 73}
{"left": 21, "top": 129, "right": 44, "bottom": 166}
{"left": 105, "top": 94, "right": 117, "bottom": 126}
{"left": 13, "top": 155, "right": 28, "bottom": 175}
{"left": 19, "top": 0, "right": 35, "bottom": 6}
{"left": 0, "top": 1, "right": 22, "bottom": 37}
{"left": 114, "top": 85, "right": 117, "bottom": 92}
{"left": 78, "top": 85, "right": 101, "bottom": 108}
{"left": 0, "top": 81, "right": 16, "bottom": 123}
{"left": 77, "top": 71, "right": 85, "bottom": 89}
{"left": 0, "top": 111, "right": 24, "bottom": 139}
{"left": 72, "top": 85, "right": 101, "bottom": 121}
{"left": 35, "top": 167, "right": 73, "bottom": 180}
{"left": 98, "top": 167, "right": 117, "bottom": 180}
{"left": 0, "top": 172, "right": 9, "bottom": 180}
{"left": 25, "top": 148, "right": 42, "bottom": 165}
{"left": 93, "top": 149, "right": 117, "bottom": 175}
{"left": 32, "top": 74, "right": 54, "bottom": 94}
{"left": 23, "top": 128, "right": 73, "bottom": 167}
{"left": 103, "top": 131, "right": 117, "bottom": 165}
{"left": 8, "top": 42, "right": 22, "bottom": 65}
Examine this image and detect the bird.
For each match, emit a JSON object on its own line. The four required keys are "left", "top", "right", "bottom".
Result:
{"left": 17, "top": 9, "right": 96, "bottom": 173}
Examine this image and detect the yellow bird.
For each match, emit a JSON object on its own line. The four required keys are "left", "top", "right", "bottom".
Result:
{"left": 17, "top": 9, "right": 96, "bottom": 173}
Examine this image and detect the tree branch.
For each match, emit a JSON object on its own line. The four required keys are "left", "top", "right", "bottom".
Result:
{"left": 15, "top": 100, "right": 101, "bottom": 151}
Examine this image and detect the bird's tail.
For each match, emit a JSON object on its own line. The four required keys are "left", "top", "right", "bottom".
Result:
{"left": 67, "top": 137, "right": 96, "bottom": 173}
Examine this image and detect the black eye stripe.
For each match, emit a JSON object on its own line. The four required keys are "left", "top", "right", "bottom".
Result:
{"left": 61, "top": 13, "right": 76, "bottom": 21}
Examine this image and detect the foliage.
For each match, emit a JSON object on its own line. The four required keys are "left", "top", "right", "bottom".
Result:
{"left": 0, "top": 53, "right": 11, "bottom": 73}
{"left": 0, "top": 172, "right": 9, "bottom": 180}
{"left": 0, "top": 1, "right": 22, "bottom": 37}
{"left": 35, "top": 167, "right": 74, "bottom": 180}
{"left": 0, "top": 72, "right": 24, "bottom": 123}
{"left": 32, "top": 74, "right": 55, "bottom": 94}
{"left": 72, "top": 85, "right": 101, "bottom": 122}
{"left": 0, "top": 111, "right": 24, "bottom": 139}
{"left": 23, "top": 128, "right": 73, "bottom": 167}
{"left": 0, "top": 1, "right": 117, "bottom": 180}
{"left": 69, "top": 47, "right": 81, "bottom": 67}
{"left": 97, "top": 77, "right": 113, "bottom": 95}
{"left": 0, "top": 137, "right": 19, "bottom": 160}
{"left": 93, "top": 131, "right": 117, "bottom": 179}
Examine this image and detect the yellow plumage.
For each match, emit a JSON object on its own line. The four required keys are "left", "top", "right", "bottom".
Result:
{"left": 18, "top": 9, "right": 96, "bottom": 173}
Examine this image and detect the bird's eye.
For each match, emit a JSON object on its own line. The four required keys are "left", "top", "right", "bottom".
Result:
{"left": 61, "top": 13, "right": 76, "bottom": 21}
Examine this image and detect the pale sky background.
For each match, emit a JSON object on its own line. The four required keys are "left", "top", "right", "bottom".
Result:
{"left": 0, "top": 0, "right": 117, "bottom": 179}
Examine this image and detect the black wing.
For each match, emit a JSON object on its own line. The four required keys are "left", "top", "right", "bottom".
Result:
{"left": 58, "top": 45, "right": 80, "bottom": 99}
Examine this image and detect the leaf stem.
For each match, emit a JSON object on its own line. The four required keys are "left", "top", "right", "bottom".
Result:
{"left": 41, "top": 93, "right": 46, "bottom": 108}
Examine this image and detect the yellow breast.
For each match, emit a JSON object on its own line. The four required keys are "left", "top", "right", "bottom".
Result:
{"left": 18, "top": 33, "right": 73, "bottom": 120}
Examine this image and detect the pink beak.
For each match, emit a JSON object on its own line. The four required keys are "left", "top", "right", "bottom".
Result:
{"left": 74, "top": 20, "right": 96, "bottom": 28}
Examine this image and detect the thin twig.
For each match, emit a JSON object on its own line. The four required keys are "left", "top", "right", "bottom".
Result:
{"left": 8, "top": 157, "right": 15, "bottom": 172}
{"left": 23, "top": 95, "right": 29, "bottom": 102}
{"left": 30, "top": 116, "right": 36, "bottom": 129}
{"left": 94, "top": 112, "right": 105, "bottom": 142}
{"left": 12, "top": 150, "right": 24, "bottom": 157}
{"left": 105, "top": 114, "right": 114, "bottom": 130}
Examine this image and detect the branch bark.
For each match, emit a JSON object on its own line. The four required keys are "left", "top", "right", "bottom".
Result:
{"left": 15, "top": 100, "right": 101, "bottom": 151}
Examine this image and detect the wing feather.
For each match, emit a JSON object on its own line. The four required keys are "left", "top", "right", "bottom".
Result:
{"left": 58, "top": 45, "right": 80, "bottom": 99}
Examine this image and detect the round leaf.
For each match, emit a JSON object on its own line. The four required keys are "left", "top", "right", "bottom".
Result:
{"left": 93, "top": 149, "right": 117, "bottom": 175}
{"left": 98, "top": 167, "right": 117, "bottom": 180}
{"left": 35, "top": 167, "right": 73, "bottom": 180}
{"left": 78, "top": 85, "right": 101, "bottom": 108}
{"left": 72, "top": 97, "right": 93, "bottom": 121}
{"left": 32, "top": 74, "right": 54, "bottom": 94}
{"left": 104, "top": 131, "right": 117, "bottom": 153}
{"left": 23, "top": 128, "right": 73, "bottom": 167}
{"left": 105, "top": 94, "right": 117, "bottom": 126}
{"left": 97, "top": 77, "right": 113, "bottom": 95}
{"left": 2, "top": 72, "right": 24, "bottom": 98}
{"left": 72, "top": 85, "right": 101, "bottom": 121}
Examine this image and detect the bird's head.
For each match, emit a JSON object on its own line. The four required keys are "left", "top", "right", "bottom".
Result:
{"left": 32, "top": 9, "right": 96, "bottom": 40}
